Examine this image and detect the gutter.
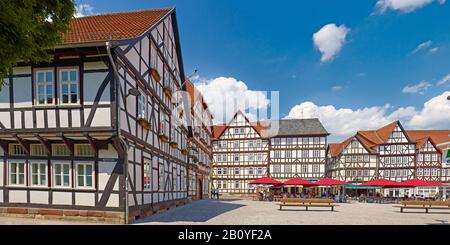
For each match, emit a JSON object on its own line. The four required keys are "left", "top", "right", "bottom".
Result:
{"left": 106, "top": 41, "right": 129, "bottom": 224}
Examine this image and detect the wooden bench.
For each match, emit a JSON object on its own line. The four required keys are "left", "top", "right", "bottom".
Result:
{"left": 279, "top": 198, "right": 339, "bottom": 211}
{"left": 393, "top": 201, "right": 450, "bottom": 213}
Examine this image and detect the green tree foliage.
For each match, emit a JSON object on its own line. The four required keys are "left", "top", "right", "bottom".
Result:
{"left": 0, "top": 0, "right": 75, "bottom": 89}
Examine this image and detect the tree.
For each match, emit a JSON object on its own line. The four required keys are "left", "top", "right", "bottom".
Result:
{"left": 0, "top": 0, "right": 75, "bottom": 89}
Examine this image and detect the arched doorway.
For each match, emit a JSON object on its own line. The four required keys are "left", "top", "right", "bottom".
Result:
{"left": 197, "top": 178, "right": 203, "bottom": 200}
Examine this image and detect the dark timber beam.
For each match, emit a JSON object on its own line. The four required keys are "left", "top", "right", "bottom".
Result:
{"left": 60, "top": 135, "right": 74, "bottom": 155}
{"left": 0, "top": 140, "right": 8, "bottom": 153}
{"left": 35, "top": 134, "right": 51, "bottom": 155}
{"left": 13, "top": 134, "right": 29, "bottom": 155}
{"left": 85, "top": 133, "right": 98, "bottom": 153}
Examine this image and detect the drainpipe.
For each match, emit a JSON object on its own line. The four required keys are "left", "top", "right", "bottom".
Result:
{"left": 106, "top": 41, "right": 129, "bottom": 224}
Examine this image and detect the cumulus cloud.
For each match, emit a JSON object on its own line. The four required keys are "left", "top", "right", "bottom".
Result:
{"left": 286, "top": 91, "right": 450, "bottom": 142}
{"left": 313, "top": 24, "right": 350, "bottom": 63}
{"left": 374, "top": 0, "right": 446, "bottom": 14}
{"left": 437, "top": 74, "right": 450, "bottom": 86}
{"left": 195, "top": 77, "right": 271, "bottom": 123}
{"left": 75, "top": 4, "right": 95, "bottom": 17}
{"left": 402, "top": 81, "right": 433, "bottom": 94}
{"left": 429, "top": 47, "right": 439, "bottom": 54}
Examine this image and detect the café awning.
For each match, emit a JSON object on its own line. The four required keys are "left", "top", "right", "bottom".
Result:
{"left": 283, "top": 178, "right": 317, "bottom": 187}
{"left": 315, "top": 178, "right": 349, "bottom": 186}
{"left": 400, "top": 179, "right": 443, "bottom": 187}
{"left": 250, "top": 177, "right": 282, "bottom": 186}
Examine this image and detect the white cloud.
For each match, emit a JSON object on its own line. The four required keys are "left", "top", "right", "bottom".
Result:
{"left": 429, "top": 47, "right": 439, "bottom": 54}
{"left": 374, "top": 0, "right": 446, "bottom": 14}
{"left": 437, "top": 74, "right": 450, "bottom": 86}
{"left": 195, "top": 77, "right": 271, "bottom": 123}
{"left": 313, "top": 24, "right": 350, "bottom": 63}
{"left": 286, "top": 91, "right": 450, "bottom": 142}
{"left": 402, "top": 81, "right": 433, "bottom": 94}
{"left": 410, "top": 40, "right": 433, "bottom": 55}
{"left": 75, "top": 4, "right": 94, "bottom": 18}
{"left": 331, "top": 86, "right": 344, "bottom": 92}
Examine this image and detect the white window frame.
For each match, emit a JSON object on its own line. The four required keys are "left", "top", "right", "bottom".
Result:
{"left": 137, "top": 92, "right": 147, "bottom": 120}
{"left": 8, "top": 161, "right": 26, "bottom": 186}
{"left": 30, "top": 162, "right": 48, "bottom": 187}
{"left": 35, "top": 69, "right": 55, "bottom": 105}
{"left": 75, "top": 162, "right": 94, "bottom": 189}
{"left": 59, "top": 68, "right": 80, "bottom": 105}
{"left": 53, "top": 162, "right": 72, "bottom": 188}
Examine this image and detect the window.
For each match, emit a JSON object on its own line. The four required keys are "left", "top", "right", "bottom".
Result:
{"left": 31, "top": 162, "right": 47, "bottom": 186}
{"left": 314, "top": 137, "right": 320, "bottom": 144}
{"left": 363, "top": 170, "right": 369, "bottom": 177}
{"left": 158, "top": 162, "right": 165, "bottom": 190}
{"left": 219, "top": 141, "right": 227, "bottom": 148}
{"left": 59, "top": 69, "right": 79, "bottom": 104}
{"left": 302, "top": 138, "right": 309, "bottom": 144}
{"left": 274, "top": 138, "right": 281, "bottom": 145}
{"left": 385, "top": 170, "right": 390, "bottom": 177}
{"left": 301, "top": 150, "right": 308, "bottom": 158}
{"left": 425, "top": 154, "right": 431, "bottom": 161}
{"left": 234, "top": 181, "right": 240, "bottom": 189}
{"left": 431, "top": 168, "right": 437, "bottom": 176}
{"left": 234, "top": 154, "right": 239, "bottom": 162}
{"left": 9, "top": 144, "right": 26, "bottom": 156}
{"left": 256, "top": 140, "right": 262, "bottom": 148}
{"left": 35, "top": 70, "right": 54, "bottom": 105}
{"left": 54, "top": 163, "right": 71, "bottom": 188}
{"left": 286, "top": 150, "right": 292, "bottom": 158}
{"left": 233, "top": 141, "right": 240, "bottom": 148}
{"left": 274, "top": 151, "right": 281, "bottom": 158}
{"left": 313, "top": 150, "right": 319, "bottom": 158}
{"left": 239, "top": 128, "right": 245, "bottom": 134}
{"left": 234, "top": 167, "right": 240, "bottom": 175}
{"left": 52, "top": 144, "right": 70, "bottom": 156}
{"left": 364, "top": 155, "right": 369, "bottom": 162}
{"left": 249, "top": 167, "right": 254, "bottom": 175}
{"left": 351, "top": 141, "right": 358, "bottom": 148}
{"left": 257, "top": 167, "right": 264, "bottom": 175}
{"left": 217, "top": 168, "right": 223, "bottom": 175}
{"left": 302, "top": 164, "right": 308, "bottom": 173}
{"left": 273, "top": 164, "right": 281, "bottom": 173}
{"left": 313, "top": 165, "right": 319, "bottom": 173}
{"left": 143, "top": 159, "right": 151, "bottom": 190}
{"left": 287, "top": 138, "right": 293, "bottom": 145}
{"left": 248, "top": 140, "right": 254, "bottom": 148}
{"left": 248, "top": 153, "right": 254, "bottom": 161}
{"left": 222, "top": 168, "right": 228, "bottom": 175}
{"left": 257, "top": 153, "right": 263, "bottom": 161}
{"left": 76, "top": 163, "right": 93, "bottom": 188}
{"left": 285, "top": 164, "right": 292, "bottom": 173}
{"left": 30, "top": 144, "right": 47, "bottom": 156}
{"left": 75, "top": 144, "right": 95, "bottom": 157}
{"left": 137, "top": 93, "right": 147, "bottom": 119}
{"left": 234, "top": 128, "right": 240, "bottom": 134}
{"left": 9, "top": 162, "right": 25, "bottom": 186}
{"left": 432, "top": 154, "right": 437, "bottom": 161}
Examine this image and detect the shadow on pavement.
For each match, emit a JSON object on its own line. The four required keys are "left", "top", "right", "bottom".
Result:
{"left": 134, "top": 199, "right": 245, "bottom": 224}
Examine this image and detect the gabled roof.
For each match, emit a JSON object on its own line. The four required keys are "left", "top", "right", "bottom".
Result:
{"left": 329, "top": 122, "right": 450, "bottom": 157}
{"left": 62, "top": 8, "right": 172, "bottom": 44}
{"left": 269, "top": 119, "right": 329, "bottom": 137}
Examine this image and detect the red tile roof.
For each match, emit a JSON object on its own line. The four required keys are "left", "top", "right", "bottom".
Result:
{"left": 330, "top": 122, "right": 450, "bottom": 157}
{"left": 62, "top": 8, "right": 172, "bottom": 44}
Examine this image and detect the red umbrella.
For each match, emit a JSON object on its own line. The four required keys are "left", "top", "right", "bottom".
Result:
{"left": 315, "top": 178, "right": 349, "bottom": 186}
{"left": 359, "top": 179, "right": 400, "bottom": 188}
{"left": 250, "top": 177, "right": 282, "bottom": 186}
{"left": 283, "top": 178, "right": 317, "bottom": 187}
{"left": 401, "top": 179, "right": 443, "bottom": 187}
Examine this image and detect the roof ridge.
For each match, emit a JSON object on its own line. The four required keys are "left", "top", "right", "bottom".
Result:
{"left": 74, "top": 8, "right": 173, "bottom": 19}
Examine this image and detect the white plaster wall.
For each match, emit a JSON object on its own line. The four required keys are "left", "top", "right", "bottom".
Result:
{"left": 24, "top": 111, "right": 33, "bottom": 128}
{"left": 47, "top": 110, "right": 56, "bottom": 128}
{"left": 30, "top": 191, "right": 49, "bottom": 204}
{"left": 75, "top": 193, "right": 95, "bottom": 206}
{"left": 9, "top": 190, "right": 27, "bottom": 203}
{"left": 106, "top": 193, "right": 119, "bottom": 207}
{"left": 0, "top": 112, "right": 10, "bottom": 128}
{"left": 0, "top": 190, "right": 3, "bottom": 203}
{"left": 13, "top": 66, "right": 31, "bottom": 75}
{"left": 71, "top": 110, "right": 81, "bottom": 128}
{"left": 52, "top": 192, "right": 72, "bottom": 205}
{"left": 91, "top": 108, "right": 111, "bottom": 127}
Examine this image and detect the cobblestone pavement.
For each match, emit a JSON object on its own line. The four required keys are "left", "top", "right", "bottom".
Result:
{"left": 135, "top": 198, "right": 450, "bottom": 225}
{"left": 1, "top": 199, "right": 449, "bottom": 225}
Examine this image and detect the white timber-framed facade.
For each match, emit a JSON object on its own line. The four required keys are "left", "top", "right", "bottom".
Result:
{"left": 211, "top": 111, "right": 329, "bottom": 196}
{"left": 0, "top": 8, "right": 209, "bottom": 223}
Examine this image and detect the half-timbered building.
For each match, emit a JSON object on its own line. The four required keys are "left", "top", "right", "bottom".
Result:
{"left": 211, "top": 112, "right": 328, "bottom": 195}
{"left": 185, "top": 80, "right": 213, "bottom": 200}
{"left": 269, "top": 119, "right": 329, "bottom": 181}
{"left": 0, "top": 8, "right": 201, "bottom": 223}
{"left": 326, "top": 122, "right": 450, "bottom": 184}
{"left": 212, "top": 111, "right": 270, "bottom": 195}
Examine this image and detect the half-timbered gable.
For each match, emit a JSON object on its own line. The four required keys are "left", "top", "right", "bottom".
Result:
{"left": 212, "top": 111, "right": 270, "bottom": 195}
{"left": 0, "top": 8, "right": 201, "bottom": 223}
{"left": 269, "top": 119, "right": 328, "bottom": 181}
{"left": 325, "top": 136, "right": 377, "bottom": 183}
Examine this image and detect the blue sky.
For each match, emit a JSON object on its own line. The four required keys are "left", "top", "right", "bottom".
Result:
{"left": 76, "top": 0, "right": 450, "bottom": 141}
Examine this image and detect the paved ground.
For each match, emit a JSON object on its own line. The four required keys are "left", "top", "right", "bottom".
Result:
{"left": 135, "top": 198, "right": 450, "bottom": 225}
{"left": 1, "top": 199, "right": 449, "bottom": 225}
